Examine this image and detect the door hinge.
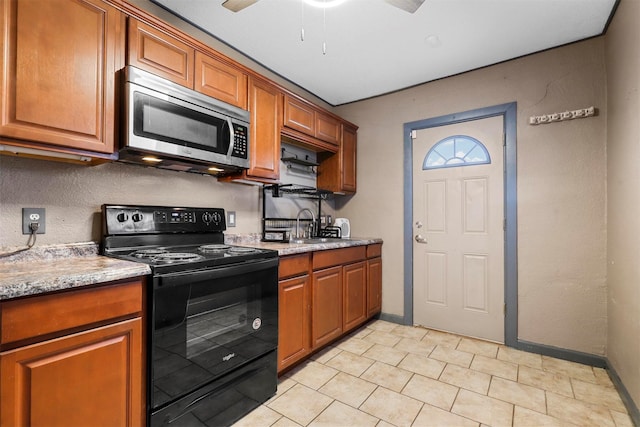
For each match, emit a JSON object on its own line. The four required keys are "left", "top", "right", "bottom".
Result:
{"left": 411, "top": 130, "right": 417, "bottom": 139}
{"left": 502, "top": 132, "right": 506, "bottom": 146}
{"left": 503, "top": 218, "right": 506, "bottom": 231}
{"left": 503, "top": 303, "right": 507, "bottom": 316}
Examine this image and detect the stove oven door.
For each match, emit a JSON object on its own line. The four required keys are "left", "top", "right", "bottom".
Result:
{"left": 150, "top": 257, "right": 278, "bottom": 412}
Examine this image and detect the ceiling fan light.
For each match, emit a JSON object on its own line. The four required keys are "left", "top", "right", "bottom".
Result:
{"left": 384, "top": 0, "right": 425, "bottom": 14}
{"left": 222, "top": 0, "right": 259, "bottom": 12}
{"left": 304, "top": 0, "right": 347, "bottom": 9}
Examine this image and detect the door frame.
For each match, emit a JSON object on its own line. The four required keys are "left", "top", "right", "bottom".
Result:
{"left": 403, "top": 102, "right": 517, "bottom": 347}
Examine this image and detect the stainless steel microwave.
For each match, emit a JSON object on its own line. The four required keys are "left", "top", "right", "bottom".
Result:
{"left": 119, "top": 66, "right": 250, "bottom": 175}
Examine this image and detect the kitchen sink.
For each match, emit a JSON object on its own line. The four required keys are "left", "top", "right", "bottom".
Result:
{"left": 289, "top": 237, "right": 342, "bottom": 244}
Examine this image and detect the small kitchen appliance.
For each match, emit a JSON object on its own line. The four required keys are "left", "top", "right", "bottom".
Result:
{"left": 101, "top": 205, "right": 278, "bottom": 427}
{"left": 120, "top": 66, "right": 250, "bottom": 175}
{"left": 334, "top": 218, "right": 351, "bottom": 238}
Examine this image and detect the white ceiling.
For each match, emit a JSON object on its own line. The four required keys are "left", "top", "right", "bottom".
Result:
{"left": 151, "top": 0, "right": 617, "bottom": 106}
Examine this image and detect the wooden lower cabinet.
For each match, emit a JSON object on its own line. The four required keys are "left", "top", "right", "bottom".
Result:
{"left": 1, "top": 318, "right": 143, "bottom": 427}
{"left": 278, "top": 274, "right": 311, "bottom": 372}
{"left": 367, "top": 257, "right": 382, "bottom": 317}
{"left": 277, "top": 245, "right": 382, "bottom": 373}
{"left": 0, "top": 279, "right": 145, "bottom": 427}
{"left": 311, "top": 266, "right": 343, "bottom": 349}
{"left": 343, "top": 261, "right": 367, "bottom": 333}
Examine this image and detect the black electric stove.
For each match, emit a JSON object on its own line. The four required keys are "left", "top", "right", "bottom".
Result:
{"left": 101, "top": 205, "right": 279, "bottom": 427}
{"left": 102, "top": 205, "right": 277, "bottom": 274}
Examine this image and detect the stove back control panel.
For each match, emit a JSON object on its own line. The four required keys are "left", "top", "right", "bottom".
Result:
{"left": 103, "top": 205, "right": 226, "bottom": 235}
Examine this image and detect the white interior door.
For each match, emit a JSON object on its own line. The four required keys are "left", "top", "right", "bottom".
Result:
{"left": 412, "top": 116, "right": 504, "bottom": 343}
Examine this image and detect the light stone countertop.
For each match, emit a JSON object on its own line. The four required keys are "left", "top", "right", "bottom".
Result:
{"left": 0, "top": 237, "right": 382, "bottom": 301}
{"left": 225, "top": 234, "right": 383, "bottom": 256}
{"left": 0, "top": 242, "right": 151, "bottom": 301}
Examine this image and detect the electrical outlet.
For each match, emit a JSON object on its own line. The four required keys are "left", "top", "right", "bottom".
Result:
{"left": 227, "top": 211, "right": 236, "bottom": 227}
{"left": 22, "top": 208, "right": 46, "bottom": 234}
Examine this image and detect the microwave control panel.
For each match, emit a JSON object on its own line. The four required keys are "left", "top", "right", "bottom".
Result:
{"left": 231, "top": 124, "right": 248, "bottom": 159}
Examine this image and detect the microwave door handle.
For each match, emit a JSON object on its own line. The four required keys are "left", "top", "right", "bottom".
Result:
{"left": 226, "top": 117, "right": 235, "bottom": 158}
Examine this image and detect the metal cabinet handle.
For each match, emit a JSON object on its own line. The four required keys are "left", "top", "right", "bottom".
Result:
{"left": 415, "top": 234, "right": 428, "bottom": 244}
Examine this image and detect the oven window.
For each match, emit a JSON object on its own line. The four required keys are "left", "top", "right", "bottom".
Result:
{"left": 133, "top": 92, "right": 228, "bottom": 153}
{"left": 151, "top": 265, "right": 277, "bottom": 409}
{"left": 185, "top": 287, "right": 250, "bottom": 359}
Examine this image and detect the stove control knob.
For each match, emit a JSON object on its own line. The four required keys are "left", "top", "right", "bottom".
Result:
{"left": 202, "top": 212, "right": 213, "bottom": 224}
{"left": 117, "top": 212, "right": 129, "bottom": 222}
{"left": 132, "top": 212, "right": 144, "bottom": 222}
{"left": 212, "top": 212, "right": 222, "bottom": 224}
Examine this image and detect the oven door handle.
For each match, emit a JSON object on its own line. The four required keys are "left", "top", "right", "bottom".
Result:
{"left": 155, "top": 257, "right": 278, "bottom": 288}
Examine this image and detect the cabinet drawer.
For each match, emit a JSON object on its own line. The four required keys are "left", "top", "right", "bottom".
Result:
{"left": 1, "top": 280, "right": 143, "bottom": 347}
{"left": 367, "top": 243, "right": 382, "bottom": 258}
{"left": 313, "top": 246, "right": 366, "bottom": 270}
{"left": 279, "top": 253, "right": 310, "bottom": 279}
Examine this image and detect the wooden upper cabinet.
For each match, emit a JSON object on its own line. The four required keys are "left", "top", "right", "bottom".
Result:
{"left": 283, "top": 94, "right": 340, "bottom": 148}
{"left": 246, "top": 76, "right": 282, "bottom": 181}
{"left": 0, "top": 0, "right": 125, "bottom": 154}
{"left": 128, "top": 18, "right": 194, "bottom": 88}
{"left": 315, "top": 112, "right": 340, "bottom": 146}
{"left": 195, "top": 52, "right": 248, "bottom": 110}
{"left": 317, "top": 123, "right": 357, "bottom": 194}
{"left": 340, "top": 124, "right": 358, "bottom": 192}
{"left": 284, "top": 95, "right": 315, "bottom": 135}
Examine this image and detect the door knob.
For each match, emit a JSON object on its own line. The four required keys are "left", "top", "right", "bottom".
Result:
{"left": 415, "top": 234, "right": 427, "bottom": 244}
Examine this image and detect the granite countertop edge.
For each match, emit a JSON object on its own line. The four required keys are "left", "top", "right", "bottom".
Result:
{"left": 0, "top": 237, "right": 382, "bottom": 301}
{"left": 225, "top": 235, "right": 384, "bottom": 256}
{"left": 0, "top": 242, "right": 151, "bottom": 301}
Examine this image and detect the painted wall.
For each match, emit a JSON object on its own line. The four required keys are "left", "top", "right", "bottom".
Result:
{"left": 604, "top": 0, "right": 640, "bottom": 410}
{"left": 335, "top": 38, "right": 608, "bottom": 355}
{"left": 0, "top": 0, "right": 611, "bottom": 358}
{"left": 0, "top": 157, "right": 263, "bottom": 246}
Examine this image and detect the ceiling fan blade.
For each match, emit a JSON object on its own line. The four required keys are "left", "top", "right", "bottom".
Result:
{"left": 222, "top": 0, "right": 260, "bottom": 12}
{"left": 384, "top": 0, "right": 425, "bottom": 13}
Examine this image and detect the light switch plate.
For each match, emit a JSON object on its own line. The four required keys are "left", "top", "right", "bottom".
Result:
{"left": 227, "top": 211, "right": 236, "bottom": 227}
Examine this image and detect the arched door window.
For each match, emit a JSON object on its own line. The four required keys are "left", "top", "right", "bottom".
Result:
{"left": 423, "top": 135, "right": 491, "bottom": 170}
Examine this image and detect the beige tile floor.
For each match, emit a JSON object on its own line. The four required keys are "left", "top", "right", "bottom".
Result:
{"left": 233, "top": 320, "right": 635, "bottom": 427}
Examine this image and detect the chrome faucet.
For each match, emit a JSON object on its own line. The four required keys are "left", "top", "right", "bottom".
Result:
{"left": 296, "top": 208, "right": 316, "bottom": 239}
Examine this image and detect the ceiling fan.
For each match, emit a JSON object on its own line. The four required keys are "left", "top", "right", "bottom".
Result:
{"left": 221, "top": 0, "right": 425, "bottom": 14}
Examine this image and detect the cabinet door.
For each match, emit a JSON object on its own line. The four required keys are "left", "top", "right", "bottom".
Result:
{"left": 311, "top": 266, "right": 343, "bottom": 349}
{"left": 278, "top": 275, "right": 311, "bottom": 373}
{"left": 195, "top": 52, "right": 248, "bottom": 109}
{"left": 247, "top": 77, "right": 281, "bottom": 181}
{"left": 315, "top": 112, "right": 340, "bottom": 146}
{"left": 367, "top": 257, "right": 382, "bottom": 317}
{"left": 0, "top": 0, "right": 124, "bottom": 153}
{"left": 283, "top": 95, "right": 315, "bottom": 135}
{"left": 343, "top": 261, "right": 367, "bottom": 332}
{"left": 128, "top": 18, "right": 194, "bottom": 88}
{"left": 1, "top": 318, "right": 143, "bottom": 427}
{"left": 317, "top": 124, "right": 358, "bottom": 194}
{"left": 341, "top": 124, "right": 358, "bottom": 192}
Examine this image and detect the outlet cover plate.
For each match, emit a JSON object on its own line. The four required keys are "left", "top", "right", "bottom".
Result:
{"left": 22, "top": 208, "right": 46, "bottom": 234}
